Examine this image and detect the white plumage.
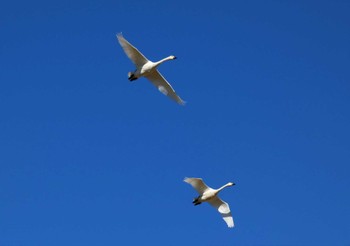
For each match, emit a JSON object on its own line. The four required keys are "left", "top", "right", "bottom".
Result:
{"left": 184, "top": 177, "right": 235, "bottom": 228}
{"left": 116, "top": 33, "right": 185, "bottom": 105}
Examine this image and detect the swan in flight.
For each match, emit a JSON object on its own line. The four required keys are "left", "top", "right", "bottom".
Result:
{"left": 116, "top": 33, "right": 185, "bottom": 105}
{"left": 184, "top": 177, "right": 235, "bottom": 228}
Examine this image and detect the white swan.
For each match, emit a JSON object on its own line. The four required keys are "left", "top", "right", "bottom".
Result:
{"left": 116, "top": 33, "right": 185, "bottom": 105}
{"left": 184, "top": 177, "right": 235, "bottom": 228}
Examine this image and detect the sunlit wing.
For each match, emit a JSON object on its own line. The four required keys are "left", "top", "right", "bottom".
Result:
{"left": 145, "top": 70, "right": 185, "bottom": 105}
{"left": 208, "top": 196, "right": 234, "bottom": 228}
{"left": 184, "top": 177, "right": 211, "bottom": 194}
{"left": 116, "top": 33, "right": 149, "bottom": 67}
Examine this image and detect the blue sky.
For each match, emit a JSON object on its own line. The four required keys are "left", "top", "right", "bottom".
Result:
{"left": 1, "top": 0, "right": 350, "bottom": 245}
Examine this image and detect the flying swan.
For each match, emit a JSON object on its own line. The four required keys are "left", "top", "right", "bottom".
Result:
{"left": 116, "top": 33, "right": 185, "bottom": 105}
{"left": 184, "top": 177, "right": 235, "bottom": 228}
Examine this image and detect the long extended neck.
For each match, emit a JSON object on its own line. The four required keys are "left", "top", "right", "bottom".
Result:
{"left": 217, "top": 183, "right": 232, "bottom": 193}
{"left": 154, "top": 56, "right": 174, "bottom": 66}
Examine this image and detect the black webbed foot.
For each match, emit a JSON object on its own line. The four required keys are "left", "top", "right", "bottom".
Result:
{"left": 192, "top": 196, "right": 201, "bottom": 206}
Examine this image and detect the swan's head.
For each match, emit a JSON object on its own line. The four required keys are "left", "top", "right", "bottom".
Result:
{"left": 227, "top": 182, "right": 235, "bottom": 187}
{"left": 170, "top": 55, "right": 177, "bottom": 60}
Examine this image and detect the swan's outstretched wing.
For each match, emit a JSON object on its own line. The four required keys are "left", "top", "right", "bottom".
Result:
{"left": 116, "top": 33, "right": 148, "bottom": 67}
{"left": 145, "top": 70, "right": 185, "bottom": 105}
{"left": 208, "top": 197, "right": 234, "bottom": 228}
{"left": 184, "top": 177, "right": 211, "bottom": 194}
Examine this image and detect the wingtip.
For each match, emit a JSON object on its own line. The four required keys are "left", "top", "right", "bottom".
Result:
{"left": 184, "top": 177, "right": 192, "bottom": 183}
{"left": 178, "top": 100, "right": 186, "bottom": 106}
{"left": 229, "top": 221, "right": 235, "bottom": 228}
{"left": 176, "top": 97, "right": 186, "bottom": 106}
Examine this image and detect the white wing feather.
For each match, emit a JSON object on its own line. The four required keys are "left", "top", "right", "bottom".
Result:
{"left": 116, "top": 33, "right": 148, "bottom": 67}
{"left": 184, "top": 177, "right": 211, "bottom": 194}
{"left": 208, "top": 196, "right": 234, "bottom": 228}
{"left": 145, "top": 70, "right": 185, "bottom": 105}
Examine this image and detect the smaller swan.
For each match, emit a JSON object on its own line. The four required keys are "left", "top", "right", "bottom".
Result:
{"left": 184, "top": 177, "right": 235, "bottom": 228}
{"left": 117, "top": 33, "right": 185, "bottom": 105}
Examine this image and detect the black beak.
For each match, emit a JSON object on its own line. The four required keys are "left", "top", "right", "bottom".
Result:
{"left": 173, "top": 56, "right": 177, "bottom": 59}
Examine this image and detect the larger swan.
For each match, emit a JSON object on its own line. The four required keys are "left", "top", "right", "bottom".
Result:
{"left": 116, "top": 33, "right": 185, "bottom": 105}
{"left": 184, "top": 177, "right": 235, "bottom": 228}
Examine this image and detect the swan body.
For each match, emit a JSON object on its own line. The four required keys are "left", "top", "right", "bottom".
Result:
{"left": 116, "top": 33, "right": 185, "bottom": 105}
{"left": 184, "top": 177, "right": 235, "bottom": 228}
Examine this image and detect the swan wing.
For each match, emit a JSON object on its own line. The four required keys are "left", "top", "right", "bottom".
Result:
{"left": 184, "top": 177, "right": 211, "bottom": 194}
{"left": 145, "top": 70, "right": 185, "bottom": 105}
{"left": 116, "top": 33, "right": 148, "bottom": 67}
{"left": 208, "top": 197, "right": 234, "bottom": 228}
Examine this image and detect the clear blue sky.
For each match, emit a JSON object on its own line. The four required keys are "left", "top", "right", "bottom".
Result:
{"left": 1, "top": 0, "right": 349, "bottom": 245}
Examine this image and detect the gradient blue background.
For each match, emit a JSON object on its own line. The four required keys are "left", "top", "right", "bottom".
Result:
{"left": 1, "top": 0, "right": 349, "bottom": 245}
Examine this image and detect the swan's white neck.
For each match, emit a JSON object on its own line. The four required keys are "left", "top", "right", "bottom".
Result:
{"left": 217, "top": 183, "right": 232, "bottom": 193}
{"left": 155, "top": 56, "right": 175, "bottom": 66}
